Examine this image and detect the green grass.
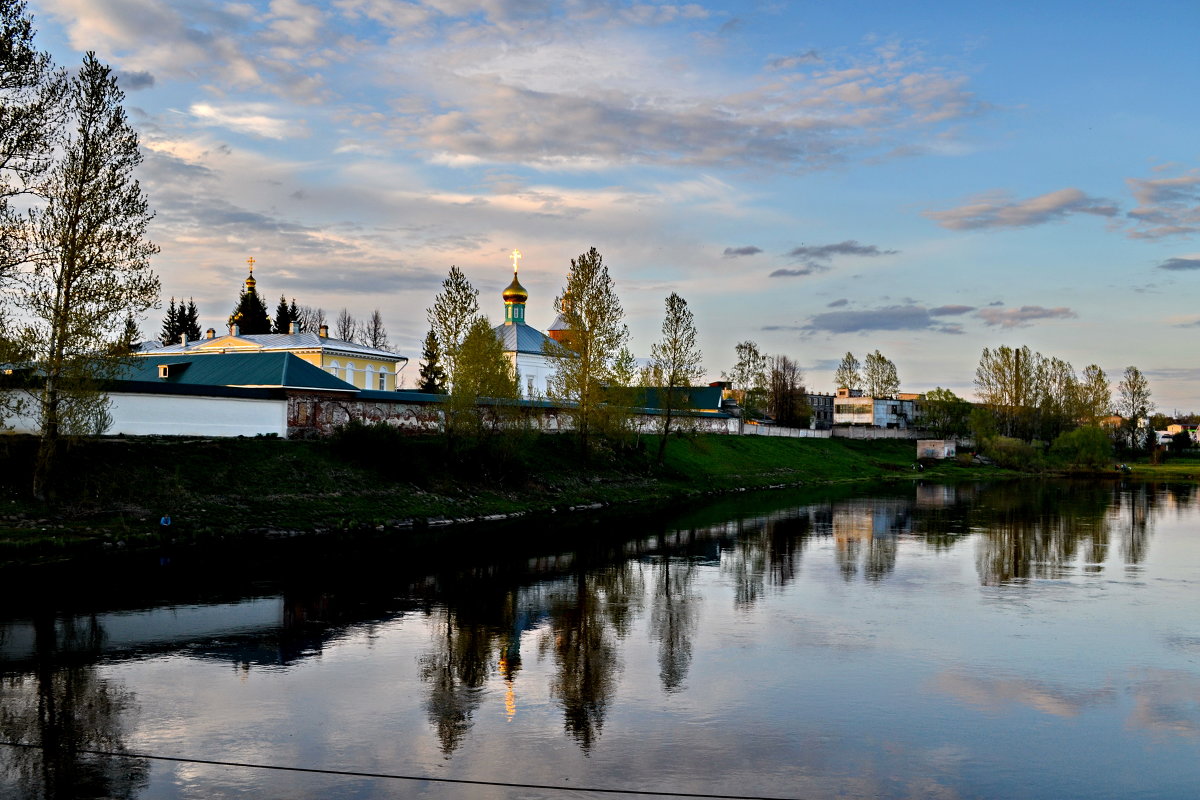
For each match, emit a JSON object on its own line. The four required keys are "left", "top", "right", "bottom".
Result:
{"left": 0, "top": 431, "right": 997, "bottom": 564}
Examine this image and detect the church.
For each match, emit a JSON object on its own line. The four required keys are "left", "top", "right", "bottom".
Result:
{"left": 491, "top": 250, "right": 564, "bottom": 398}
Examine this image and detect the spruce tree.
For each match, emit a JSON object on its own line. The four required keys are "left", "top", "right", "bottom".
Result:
{"left": 182, "top": 298, "right": 201, "bottom": 341}
{"left": 228, "top": 284, "right": 270, "bottom": 334}
{"left": 272, "top": 294, "right": 298, "bottom": 334}
{"left": 418, "top": 329, "right": 447, "bottom": 394}
{"left": 159, "top": 296, "right": 179, "bottom": 345}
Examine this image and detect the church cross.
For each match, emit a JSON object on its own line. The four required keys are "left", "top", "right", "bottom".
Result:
{"left": 246, "top": 256, "right": 255, "bottom": 273}
{"left": 510, "top": 249, "right": 522, "bottom": 273}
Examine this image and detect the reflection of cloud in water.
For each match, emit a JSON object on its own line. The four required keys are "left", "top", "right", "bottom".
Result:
{"left": 1127, "top": 669, "right": 1200, "bottom": 739}
{"left": 933, "top": 670, "right": 1114, "bottom": 718}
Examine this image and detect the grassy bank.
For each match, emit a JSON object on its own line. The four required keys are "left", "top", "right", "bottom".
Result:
{"left": 0, "top": 432, "right": 992, "bottom": 564}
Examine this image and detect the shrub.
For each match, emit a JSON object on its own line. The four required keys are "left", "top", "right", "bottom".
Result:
{"left": 980, "top": 435, "right": 1043, "bottom": 471}
{"left": 1050, "top": 426, "right": 1112, "bottom": 471}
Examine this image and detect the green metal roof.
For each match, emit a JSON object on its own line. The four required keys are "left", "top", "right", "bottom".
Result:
{"left": 121, "top": 352, "right": 357, "bottom": 392}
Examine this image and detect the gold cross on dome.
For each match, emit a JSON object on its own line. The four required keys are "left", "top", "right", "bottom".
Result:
{"left": 246, "top": 256, "right": 255, "bottom": 273}
{"left": 510, "top": 249, "right": 522, "bottom": 273}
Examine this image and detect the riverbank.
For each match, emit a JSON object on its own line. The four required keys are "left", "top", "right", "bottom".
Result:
{"left": 0, "top": 432, "right": 1000, "bottom": 565}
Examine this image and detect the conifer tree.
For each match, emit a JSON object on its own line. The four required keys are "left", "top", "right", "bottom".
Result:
{"left": 418, "top": 329, "right": 447, "bottom": 394}
{"left": 272, "top": 294, "right": 298, "bottom": 334}
{"left": 228, "top": 282, "right": 270, "bottom": 333}
{"left": 159, "top": 296, "right": 179, "bottom": 345}
{"left": 182, "top": 297, "right": 201, "bottom": 341}
{"left": 426, "top": 265, "right": 480, "bottom": 389}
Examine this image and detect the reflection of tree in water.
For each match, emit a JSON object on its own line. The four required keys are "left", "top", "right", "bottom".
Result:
{"left": 973, "top": 481, "right": 1171, "bottom": 585}
{"left": 722, "top": 512, "right": 811, "bottom": 608}
{"left": 418, "top": 608, "right": 495, "bottom": 756}
{"left": 539, "top": 562, "right": 642, "bottom": 751}
{"left": 0, "top": 614, "right": 148, "bottom": 800}
{"left": 650, "top": 553, "right": 700, "bottom": 693}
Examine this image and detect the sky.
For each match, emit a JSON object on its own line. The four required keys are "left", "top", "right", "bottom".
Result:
{"left": 23, "top": 0, "right": 1200, "bottom": 408}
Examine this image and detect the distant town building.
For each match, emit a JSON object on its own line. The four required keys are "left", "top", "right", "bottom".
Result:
{"left": 833, "top": 387, "right": 919, "bottom": 429}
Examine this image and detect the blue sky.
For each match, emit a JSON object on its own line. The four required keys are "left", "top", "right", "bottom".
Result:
{"left": 26, "top": 0, "right": 1200, "bottom": 408}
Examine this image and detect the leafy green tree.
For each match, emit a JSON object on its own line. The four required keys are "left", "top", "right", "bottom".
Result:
{"left": 863, "top": 350, "right": 899, "bottom": 398}
{"left": 723, "top": 340, "right": 767, "bottom": 418}
{"left": 546, "top": 247, "right": 629, "bottom": 453}
{"left": 921, "top": 387, "right": 972, "bottom": 438}
{"left": 446, "top": 316, "right": 518, "bottom": 438}
{"left": 0, "top": 0, "right": 63, "bottom": 276}
{"left": 1073, "top": 363, "right": 1111, "bottom": 426}
{"left": 1117, "top": 365, "right": 1153, "bottom": 452}
{"left": 834, "top": 351, "right": 861, "bottom": 392}
{"left": 16, "top": 52, "right": 159, "bottom": 500}
{"left": 427, "top": 265, "right": 480, "bottom": 388}
{"left": 1050, "top": 426, "right": 1113, "bottom": 471}
{"left": 645, "top": 292, "right": 704, "bottom": 463}
{"left": 418, "top": 329, "right": 447, "bottom": 394}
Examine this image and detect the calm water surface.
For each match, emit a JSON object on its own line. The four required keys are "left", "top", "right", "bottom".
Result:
{"left": 2, "top": 480, "right": 1199, "bottom": 799}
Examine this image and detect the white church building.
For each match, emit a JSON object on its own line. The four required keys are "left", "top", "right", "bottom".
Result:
{"left": 491, "top": 250, "right": 564, "bottom": 398}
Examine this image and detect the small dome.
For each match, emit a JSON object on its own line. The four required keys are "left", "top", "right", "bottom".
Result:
{"left": 502, "top": 274, "right": 528, "bottom": 304}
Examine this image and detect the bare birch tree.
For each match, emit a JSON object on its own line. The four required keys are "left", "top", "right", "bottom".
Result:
{"left": 646, "top": 292, "right": 704, "bottom": 463}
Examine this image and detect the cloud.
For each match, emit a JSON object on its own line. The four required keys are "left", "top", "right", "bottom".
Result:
{"left": 1158, "top": 257, "right": 1200, "bottom": 271}
{"left": 786, "top": 240, "right": 898, "bottom": 260}
{"left": 802, "top": 304, "right": 961, "bottom": 334}
{"left": 189, "top": 103, "right": 306, "bottom": 140}
{"left": 770, "top": 266, "right": 820, "bottom": 277}
{"left": 387, "top": 37, "right": 985, "bottom": 172}
{"left": 767, "top": 51, "right": 821, "bottom": 70}
{"left": 924, "top": 188, "right": 1119, "bottom": 230}
{"left": 1126, "top": 170, "right": 1200, "bottom": 239}
{"left": 118, "top": 69, "right": 155, "bottom": 90}
{"left": 929, "top": 304, "right": 975, "bottom": 316}
{"left": 976, "top": 305, "right": 1077, "bottom": 328}
{"left": 772, "top": 239, "right": 898, "bottom": 276}
{"left": 827, "top": 298, "right": 849, "bottom": 307}
{"left": 723, "top": 246, "right": 762, "bottom": 257}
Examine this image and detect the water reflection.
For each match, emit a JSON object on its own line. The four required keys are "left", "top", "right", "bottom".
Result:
{"left": 1, "top": 479, "right": 1196, "bottom": 798}
{"left": 0, "top": 615, "right": 148, "bottom": 800}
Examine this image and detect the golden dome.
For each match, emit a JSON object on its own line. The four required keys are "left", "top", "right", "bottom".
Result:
{"left": 503, "top": 273, "right": 528, "bottom": 304}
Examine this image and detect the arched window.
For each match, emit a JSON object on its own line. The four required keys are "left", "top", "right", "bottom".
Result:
{"left": 328, "top": 359, "right": 341, "bottom": 379}
{"left": 378, "top": 367, "right": 389, "bottom": 391}
{"left": 365, "top": 364, "right": 375, "bottom": 391}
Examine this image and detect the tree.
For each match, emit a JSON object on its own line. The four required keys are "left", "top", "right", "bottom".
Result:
{"left": 862, "top": 350, "right": 899, "bottom": 398}
{"left": 272, "top": 295, "right": 298, "bottom": 334}
{"left": 723, "top": 340, "right": 767, "bottom": 418}
{"left": 418, "top": 329, "right": 447, "bottom": 394}
{"left": 296, "top": 304, "right": 325, "bottom": 334}
{"left": 546, "top": 247, "right": 629, "bottom": 453}
{"left": 766, "top": 354, "right": 810, "bottom": 427}
{"left": 1117, "top": 365, "right": 1153, "bottom": 452}
{"left": 446, "top": 315, "right": 518, "bottom": 438}
{"left": 921, "top": 387, "right": 972, "bottom": 439}
{"left": 180, "top": 297, "right": 201, "bottom": 341}
{"left": 158, "top": 296, "right": 179, "bottom": 345}
{"left": 427, "top": 265, "right": 480, "bottom": 389}
{"left": 834, "top": 351, "right": 861, "bottom": 392}
{"left": 0, "top": 0, "right": 63, "bottom": 277}
{"left": 228, "top": 280, "right": 269, "bottom": 334}
{"left": 1074, "top": 364, "right": 1111, "bottom": 425}
{"left": 16, "top": 52, "right": 159, "bottom": 500}
{"left": 333, "top": 307, "right": 358, "bottom": 343}
{"left": 117, "top": 312, "right": 141, "bottom": 354}
{"left": 363, "top": 308, "right": 389, "bottom": 350}
{"left": 975, "top": 345, "right": 1038, "bottom": 440}
{"left": 645, "top": 292, "right": 704, "bottom": 463}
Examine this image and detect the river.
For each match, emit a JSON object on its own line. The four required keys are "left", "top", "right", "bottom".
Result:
{"left": 2, "top": 479, "right": 1199, "bottom": 799}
